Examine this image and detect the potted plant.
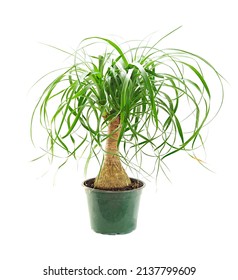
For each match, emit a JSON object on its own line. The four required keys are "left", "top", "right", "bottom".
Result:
{"left": 31, "top": 27, "right": 224, "bottom": 234}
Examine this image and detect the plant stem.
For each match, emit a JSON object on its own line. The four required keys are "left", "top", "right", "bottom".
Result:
{"left": 94, "top": 115, "right": 131, "bottom": 189}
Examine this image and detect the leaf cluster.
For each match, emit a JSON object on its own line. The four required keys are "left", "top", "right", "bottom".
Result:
{"left": 31, "top": 28, "right": 224, "bottom": 177}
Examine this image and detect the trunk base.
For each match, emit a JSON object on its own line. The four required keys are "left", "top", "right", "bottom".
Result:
{"left": 94, "top": 161, "right": 131, "bottom": 189}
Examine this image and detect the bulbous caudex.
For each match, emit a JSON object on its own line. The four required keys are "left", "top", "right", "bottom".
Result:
{"left": 94, "top": 115, "right": 131, "bottom": 189}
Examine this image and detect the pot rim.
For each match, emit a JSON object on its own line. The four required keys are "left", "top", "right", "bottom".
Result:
{"left": 83, "top": 177, "right": 145, "bottom": 193}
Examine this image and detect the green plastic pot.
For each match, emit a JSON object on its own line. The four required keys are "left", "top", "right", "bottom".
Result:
{"left": 83, "top": 178, "right": 144, "bottom": 235}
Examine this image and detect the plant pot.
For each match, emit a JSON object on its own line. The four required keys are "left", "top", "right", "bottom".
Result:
{"left": 83, "top": 178, "right": 144, "bottom": 235}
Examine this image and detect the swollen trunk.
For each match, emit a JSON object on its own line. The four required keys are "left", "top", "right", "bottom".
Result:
{"left": 94, "top": 116, "right": 131, "bottom": 189}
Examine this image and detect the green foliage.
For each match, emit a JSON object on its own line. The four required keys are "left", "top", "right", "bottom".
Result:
{"left": 31, "top": 28, "right": 224, "bottom": 178}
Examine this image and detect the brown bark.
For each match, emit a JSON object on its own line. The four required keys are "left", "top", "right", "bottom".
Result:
{"left": 94, "top": 115, "right": 131, "bottom": 189}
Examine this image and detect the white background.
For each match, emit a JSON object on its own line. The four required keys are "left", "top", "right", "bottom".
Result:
{"left": 1, "top": 0, "right": 237, "bottom": 279}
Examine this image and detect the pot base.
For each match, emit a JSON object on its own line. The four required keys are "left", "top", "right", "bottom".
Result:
{"left": 84, "top": 178, "right": 144, "bottom": 235}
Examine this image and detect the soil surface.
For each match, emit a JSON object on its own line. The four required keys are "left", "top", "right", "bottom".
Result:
{"left": 84, "top": 178, "right": 144, "bottom": 191}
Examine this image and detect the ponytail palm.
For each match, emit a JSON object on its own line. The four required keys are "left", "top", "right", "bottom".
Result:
{"left": 31, "top": 29, "right": 224, "bottom": 189}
